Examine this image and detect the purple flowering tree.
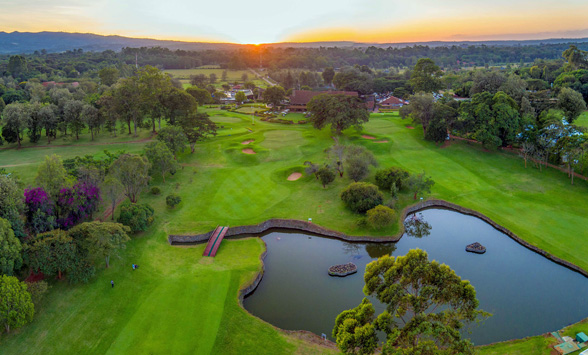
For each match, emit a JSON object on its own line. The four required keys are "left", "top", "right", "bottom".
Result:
{"left": 23, "top": 187, "right": 56, "bottom": 235}
{"left": 56, "top": 183, "right": 101, "bottom": 229}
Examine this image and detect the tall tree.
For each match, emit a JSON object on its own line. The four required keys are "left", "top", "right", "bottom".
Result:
{"left": 400, "top": 93, "right": 435, "bottom": 135}
{"left": 102, "top": 175, "right": 122, "bottom": 221}
{"left": 0, "top": 275, "right": 34, "bottom": 333}
{"left": 235, "top": 91, "right": 246, "bottom": 104}
{"left": 144, "top": 141, "right": 178, "bottom": 182}
{"left": 179, "top": 112, "right": 217, "bottom": 153}
{"left": 262, "top": 86, "right": 286, "bottom": 107}
{"left": 24, "top": 230, "right": 78, "bottom": 280}
{"left": 114, "top": 76, "right": 143, "bottom": 136}
{"left": 82, "top": 104, "right": 102, "bottom": 141}
{"left": 558, "top": 87, "right": 586, "bottom": 123}
{"left": 186, "top": 87, "right": 213, "bottom": 106}
{"left": 98, "top": 67, "right": 119, "bottom": 86}
{"left": 35, "top": 154, "right": 73, "bottom": 200}
{"left": 0, "top": 218, "right": 23, "bottom": 276}
{"left": 410, "top": 58, "right": 442, "bottom": 93}
{"left": 307, "top": 94, "right": 369, "bottom": 135}
{"left": 0, "top": 175, "right": 25, "bottom": 239}
{"left": 38, "top": 104, "right": 59, "bottom": 144}
{"left": 2, "top": 102, "right": 31, "bottom": 148}
{"left": 70, "top": 222, "right": 130, "bottom": 268}
{"left": 63, "top": 100, "right": 85, "bottom": 140}
{"left": 334, "top": 249, "right": 487, "bottom": 355}
{"left": 156, "top": 126, "right": 188, "bottom": 157}
{"left": 109, "top": 154, "right": 150, "bottom": 203}
{"left": 322, "top": 67, "right": 335, "bottom": 86}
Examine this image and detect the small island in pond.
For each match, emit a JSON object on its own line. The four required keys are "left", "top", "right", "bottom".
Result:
{"left": 328, "top": 263, "right": 358, "bottom": 277}
{"left": 466, "top": 242, "right": 486, "bottom": 254}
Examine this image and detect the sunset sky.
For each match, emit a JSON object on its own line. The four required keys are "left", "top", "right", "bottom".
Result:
{"left": 1, "top": 0, "right": 588, "bottom": 44}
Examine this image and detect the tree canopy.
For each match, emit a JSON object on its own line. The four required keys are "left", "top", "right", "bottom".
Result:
{"left": 307, "top": 94, "right": 369, "bottom": 135}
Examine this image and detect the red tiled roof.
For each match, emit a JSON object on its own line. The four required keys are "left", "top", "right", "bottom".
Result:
{"left": 289, "top": 90, "right": 358, "bottom": 105}
{"left": 380, "top": 96, "right": 407, "bottom": 106}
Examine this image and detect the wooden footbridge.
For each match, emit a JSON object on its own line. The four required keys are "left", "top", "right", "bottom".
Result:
{"left": 203, "top": 226, "right": 229, "bottom": 257}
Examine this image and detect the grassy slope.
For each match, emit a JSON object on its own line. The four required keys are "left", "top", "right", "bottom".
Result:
{"left": 2, "top": 109, "right": 588, "bottom": 354}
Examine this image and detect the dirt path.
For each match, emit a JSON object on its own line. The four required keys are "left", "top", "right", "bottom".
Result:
{"left": 249, "top": 68, "right": 277, "bottom": 87}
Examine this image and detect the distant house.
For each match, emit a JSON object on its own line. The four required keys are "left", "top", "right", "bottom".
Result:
{"left": 288, "top": 90, "right": 359, "bottom": 112}
{"left": 379, "top": 96, "right": 408, "bottom": 109}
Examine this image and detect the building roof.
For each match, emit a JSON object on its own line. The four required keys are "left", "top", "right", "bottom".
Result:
{"left": 380, "top": 96, "right": 407, "bottom": 106}
{"left": 289, "top": 90, "right": 358, "bottom": 105}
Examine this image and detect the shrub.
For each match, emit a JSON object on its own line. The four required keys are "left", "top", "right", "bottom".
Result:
{"left": 150, "top": 186, "right": 161, "bottom": 195}
{"left": 366, "top": 205, "right": 396, "bottom": 229}
{"left": 25, "top": 281, "right": 49, "bottom": 306}
{"left": 341, "top": 182, "right": 384, "bottom": 213}
{"left": 375, "top": 167, "right": 410, "bottom": 193}
{"left": 166, "top": 194, "right": 182, "bottom": 208}
{"left": 346, "top": 157, "right": 371, "bottom": 182}
{"left": 117, "top": 201, "right": 154, "bottom": 233}
{"left": 316, "top": 166, "right": 336, "bottom": 188}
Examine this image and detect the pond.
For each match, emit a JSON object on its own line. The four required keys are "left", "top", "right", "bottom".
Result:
{"left": 242, "top": 208, "right": 588, "bottom": 345}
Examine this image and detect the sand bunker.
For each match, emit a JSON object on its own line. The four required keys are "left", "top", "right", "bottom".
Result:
{"left": 406, "top": 126, "right": 414, "bottom": 129}
{"left": 241, "top": 139, "right": 255, "bottom": 145}
{"left": 375, "top": 140, "right": 388, "bottom": 143}
{"left": 362, "top": 135, "right": 376, "bottom": 139}
{"left": 242, "top": 149, "right": 256, "bottom": 154}
{"left": 287, "top": 172, "right": 302, "bottom": 181}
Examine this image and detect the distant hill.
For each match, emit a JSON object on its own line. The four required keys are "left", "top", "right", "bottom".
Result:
{"left": 0, "top": 31, "right": 242, "bottom": 54}
{"left": 2, "top": 31, "right": 588, "bottom": 54}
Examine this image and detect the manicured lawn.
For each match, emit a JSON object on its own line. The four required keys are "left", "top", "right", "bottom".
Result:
{"left": 2, "top": 109, "right": 588, "bottom": 354}
{"left": 164, "top": 68, "right": 267, "bottom": 89}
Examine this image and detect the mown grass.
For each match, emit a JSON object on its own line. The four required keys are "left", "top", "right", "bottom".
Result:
{"left": 2, "top": 109, "right": 588, "bottom": 354}
{"left": 165, "top": 68, "right": 267, "bottom": 89}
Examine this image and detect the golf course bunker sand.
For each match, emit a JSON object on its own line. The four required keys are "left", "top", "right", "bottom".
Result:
{"left": 242, "top": 148, "right": 256, "bottom": 154}
{"left": 362, "top": 135, "right": 376, "bottom": 139}
{"left": 406, "top": 126, "right": 415, "bottom": 129}
{"left": 241, "top": 139, "right": 255, "bottom": 145}
{"left": 375, "top": 140, "right": 389, "bottom": 143}
{"left": 287, "top": 172, "right": 302, "bottom": 181}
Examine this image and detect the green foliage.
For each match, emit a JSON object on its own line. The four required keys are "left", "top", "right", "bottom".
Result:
{"left": 25, "top": 280, "right": 49, "bottom": 307}
{"left": 359, "top": 249, "right": 488, "bottom": 354}
{"left": 98, "top": 67, "right": 119, "bottom": 86}
{"left": 375, "top": 167, "right": 410, "bottom": 193}
{"left": 235, "top": 91, "right": 246, "bottom": 103}
{"left": 109, "top": 154, "right": 150, "bottom": 203}
{"left": 332, "top": 298, "right": 378, "bottom": 355}
{"left": 262, "top": 86, "right": 286, "bottom": 107}
{"left": 557, "top": 87, "right": 586, "bottom": 123}
{"left": 322, "top": 67, "right": 335, "bottom": 85}
{"left": 0, "top": 174, "right": 25, "bottom": 239}
{"left": 186, "top": 87, "right": 213, "bottom": 106}
{"left": 166, "top": 193, "right": 182, "bottom": 208}
{"left": 366, "top": 205, "right": 395, "bottom": 230}
{"left": 179, "top": 112, "right": 217, "bottom": 153}
{"left": 150, "top": 186, "right": 161, "bottom": 195}
{"left": 144, "top": 141, "right": 178, "bottom": 183}
{"left": 0, "top": 218, "right": 23, "bottom": 276}
{"left": 307, "top": 94, "right": 370, "bottom": 134}
{"left": 35, "top": 154, "right": 74, "bottom": 200}
{"left": 344, "top": 145, "right": 378, "bottom": 182}
{"left": 341, "top": 182, "right": 384, "bottom": 214}
{"left": 24, "top": 230, "right": 91, "bottom": 282}
{"left": 117, "top": 201, "right": 154, "bottom": 233}
{"left": 410, "top": 58, "right": 442, "bottom": 93}
{"left": 407, "top": 171, "right": 435, "bottom": 200}
{"left": 0, "top": 275, "right": 34, "bottom": 333}
{"left": 70, "top": 222, "right": 130, "bottom": 268}
{"left": 316, "top": 166, "right": 336, "bottom": 188}
{"left": 400, "top": 93, "right": 435, "bottom": 134}
{"left": 157, "top": 126, "right": 188, "bottom": 157}
{"left": 2, "top": 102, "right": 30, "bottom": 148}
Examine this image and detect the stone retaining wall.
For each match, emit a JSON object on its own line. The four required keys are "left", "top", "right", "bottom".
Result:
{"left": 169, "top": 199, "right": 588, "bottom": 278}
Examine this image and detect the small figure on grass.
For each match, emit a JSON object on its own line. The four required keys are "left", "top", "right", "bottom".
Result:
{"left": 111, "top": 280, "right": 114, "bottom": 288}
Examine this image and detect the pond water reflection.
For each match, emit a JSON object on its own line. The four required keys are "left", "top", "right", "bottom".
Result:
{"left": 243, "top": 208, "right": 588, "bottom": 345}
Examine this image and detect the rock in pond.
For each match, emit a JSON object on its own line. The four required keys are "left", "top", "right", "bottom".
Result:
{"left": 328, "top": 262, "right": 358, "bottom": 277}
{"left": 466, "top": 242, "right": 486, "bottom": 254}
